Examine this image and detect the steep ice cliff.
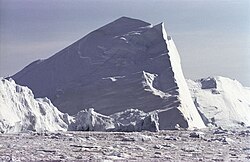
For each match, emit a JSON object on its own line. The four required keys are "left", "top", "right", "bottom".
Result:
{"left": 0, "top": 78, "right": 70, "bottom": 133}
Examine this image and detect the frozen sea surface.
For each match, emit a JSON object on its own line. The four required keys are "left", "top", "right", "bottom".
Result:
{"left": 0, "top": 128, "right": 249, "bottom": 161}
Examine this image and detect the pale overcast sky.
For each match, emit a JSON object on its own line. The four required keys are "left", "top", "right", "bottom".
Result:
{"left": 0, "top": 0, "right": 250, "bottom": 86}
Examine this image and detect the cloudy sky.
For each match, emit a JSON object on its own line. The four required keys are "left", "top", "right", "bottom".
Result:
{"left": 0, "top": 0, "right": 250, "bottom": 86}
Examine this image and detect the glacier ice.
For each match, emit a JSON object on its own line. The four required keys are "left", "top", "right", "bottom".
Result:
{"left": 111, "top": 109, "right": 159, "bottom": 132}
{"left": 187, "top": 76, "right": 250, "bottom": 128}
{"left": 69, "top": 108, "right": 159, "bottom": 132}
{"left": 10, "top": 17, "right": 205, "bottom": 130}
{"left": 4, "top": 17, "right": 249, "bottom": 131}
{"left": 1, "top": 75, "right": 250, "bottom": 133}
{"left": 68, "top": 108, "right": 115, "bottom": 131}
{"left": 0, "top": 78, "right": 159, "bottom": 133}
{"left": 0, "top": 78, "right": 69, "bottom": 133}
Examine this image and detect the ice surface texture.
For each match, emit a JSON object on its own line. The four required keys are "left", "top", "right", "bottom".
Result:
{"left": 0, "top": 78, "right": 69, "bottom": 133}
{"left": 1, "top": 75, "right": 249, "bottom": 134}
{"left": 0, "top": 78, "right": 159, "bottom": 133}
{"left": 188, "top": 76, "right": 250, "bottom": 128}
{"left": 69, "top": 108, "right": 159, "bottom": 132}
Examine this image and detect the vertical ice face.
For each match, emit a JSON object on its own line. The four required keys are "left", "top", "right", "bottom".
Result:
{"left": 0, "top": 78, "right": 69, "bottom": 133}
{"left": 11, "top": 17, "right": 205, "bottom": 129}
{"left": 159, "top": 23, "right": 205, "bottom": 129}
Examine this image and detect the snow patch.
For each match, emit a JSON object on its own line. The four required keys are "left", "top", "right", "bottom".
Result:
{"left": 102, "top": 76, "right": 125, "bottom": 82}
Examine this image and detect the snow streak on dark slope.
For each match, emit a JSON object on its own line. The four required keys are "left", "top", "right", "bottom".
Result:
{"left": 11, "top": 17, "right": 205, "bottom": 129}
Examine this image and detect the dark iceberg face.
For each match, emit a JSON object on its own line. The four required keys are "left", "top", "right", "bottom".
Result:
{"left": 11, "top": 17, "right": 205, "bottom": 129}
{"left": 200, "top": 77, "right": 217, "bottom": 89}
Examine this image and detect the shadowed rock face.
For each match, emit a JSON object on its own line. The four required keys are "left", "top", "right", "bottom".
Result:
{"left": 11, "top": 17, "right": 205, "bottom": 129}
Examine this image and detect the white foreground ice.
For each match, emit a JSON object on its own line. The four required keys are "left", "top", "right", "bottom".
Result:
{"left": 69, "top": 108, "right": 159, "bottom": 132}
{"left": 0, "top": 78, "right": 159, "bottom": 133}
{"left": 0, "top": 78, "right": 70, "bottom": 133}
{"left": 1, "top": 76, "right": 249, "bottom": 134}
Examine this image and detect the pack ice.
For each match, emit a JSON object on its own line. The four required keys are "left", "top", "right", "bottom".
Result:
{"left": 188, "top": 76, "right": 250, "bottom": 128}
{"left": 10, "top": 17, "right": 205, "bottom": 129}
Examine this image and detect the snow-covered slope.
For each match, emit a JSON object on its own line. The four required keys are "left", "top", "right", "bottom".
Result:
{"left": 187, "top": 76, "right": 250, "bottom": 128}
{"left": 11, "top": 17, "right": 205, "bottom": 129}
{"left": 0, "top": 78, "right": 70, "bottom": 133}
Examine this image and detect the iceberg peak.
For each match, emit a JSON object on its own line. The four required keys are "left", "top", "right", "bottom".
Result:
{"left": 11, "top": 17, "right": 206, "bottom": 130}
{"left": 98, "top": 16, "right": 150, "bottom": 35}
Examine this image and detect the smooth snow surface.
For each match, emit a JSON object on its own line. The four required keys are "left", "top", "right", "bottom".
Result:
{"left": 0, "top": 78, "right": 69, "bottom": 133}
{"left": 188, "top": 76, "right": 250, "bottom": 128}
{"left": 11, "top": 17, "right": 205, "bottom": 129}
